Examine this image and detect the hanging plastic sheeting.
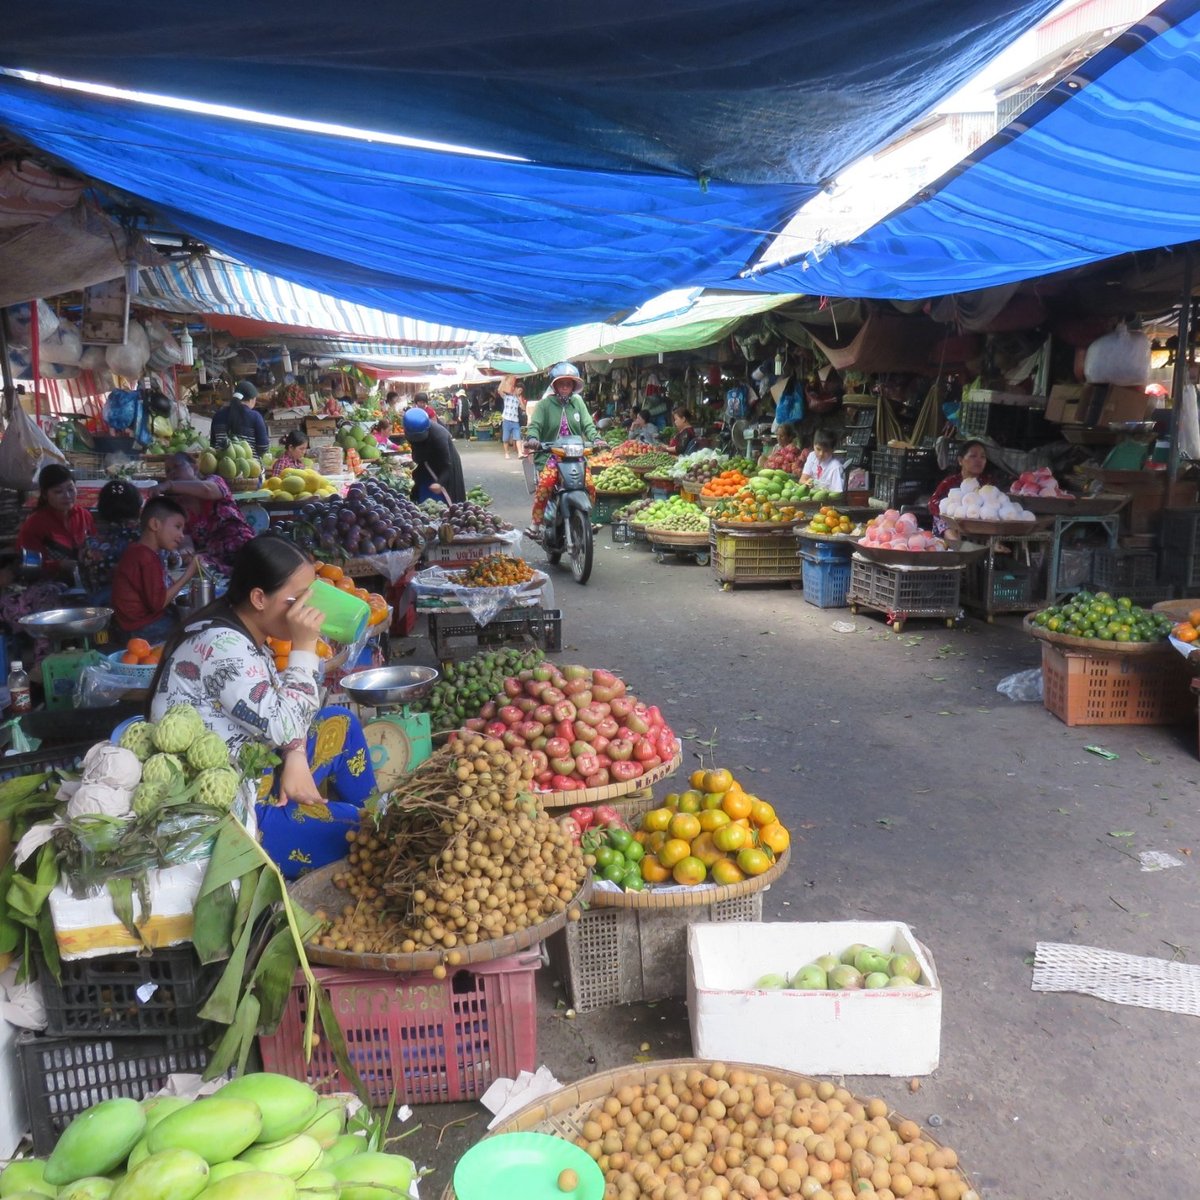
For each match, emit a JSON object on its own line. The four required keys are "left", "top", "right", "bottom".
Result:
{"left": 0, "top": 1, "right": 1059, "bottom": 185}
{"left": 741, "top": 0, "right": 1200, "bottom": 300}
{"left": 0, "top": 75, "right": 809, "bottom": 335}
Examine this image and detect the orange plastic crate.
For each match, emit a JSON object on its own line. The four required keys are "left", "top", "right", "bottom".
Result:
{"left": 1040, "top": 642, "right": 1193, "bottom": 726}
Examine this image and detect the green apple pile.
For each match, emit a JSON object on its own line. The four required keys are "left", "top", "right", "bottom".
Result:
{"left": 594, "top": 465, "right": 644, "bottom": 493}
{"left": 618, "top": 496, "right": 699, "bottom": 525}
{"left": 753, "top": 942, "right": 927, "bottom": 990}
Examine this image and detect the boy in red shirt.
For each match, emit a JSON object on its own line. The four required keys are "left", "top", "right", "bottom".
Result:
{"left": 111, "top": 497, "right": 198, "bottom": 644}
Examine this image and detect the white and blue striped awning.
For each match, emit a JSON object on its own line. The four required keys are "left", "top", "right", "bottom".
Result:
{"left": 137, "top": 255, "right": 508, "bottom": 353}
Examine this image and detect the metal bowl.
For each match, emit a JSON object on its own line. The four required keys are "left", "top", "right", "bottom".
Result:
{"left": 340, "top": 664, "right": 439, "bottom": 707}
{"left": 18, "top": 607, "right": 113, "bottom": 637}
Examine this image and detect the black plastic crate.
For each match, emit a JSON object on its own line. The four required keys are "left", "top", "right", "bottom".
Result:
{"left": 871, "top": 474, "right": 930, "bottom": 509}
{"left": 871, "top": 447, "right": 939, "bottom": 481}
{"left": 1160, "top": 508, "right": 1200, "bottom": 557}
{"left": 39, "top": 947, "right": 216, "bottom": 1037}
{"left": 0, "top": 743, "right": 90, "bottom": 784}
{"left": 957, "top": 400, "right": 1056, "bottom": 448}
{"left": 1092, "top": 548, "right": 1158, "bottom": 593}
{"left": 19, "top": 1029, "right": 215, "bottom": 1154}
{"left": 847, "top": 406, "right": 876, "bottom": 429}
{"left": 428, "top": 608, "right": 563, "bottom": 660}
{"left": 841, "top": 425, "right": 872, "bottom": 448}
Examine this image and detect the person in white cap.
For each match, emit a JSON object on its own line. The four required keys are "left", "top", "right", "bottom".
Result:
{"left": 453, "top": 389, "right": 471, "bottom": 440}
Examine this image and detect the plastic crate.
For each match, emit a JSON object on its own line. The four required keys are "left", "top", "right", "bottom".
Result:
{"left": 871, "top": 447, "right": 939, "bottom": 481}
{"left": 593, "top": 494, "right": 639, "bottom": 525}
{"left": 18, "top": 1029, "right": 215, "bottom": 1154}
{"left": 871, "top": 474, "right": 929, "bottom": 509}
{"left": 611, "top": 519, "right": 648, "bottom": 546}
{"left": 428, "top": 608, "right": 563, "bottom": 660}
{"left": 0, "top": 743, "right": 90, "bottom": 784}
{"left": 39, "top": 947, "right": 215, "bottom": 1037}
{"left": 957, "top": 400, "right": 1055, "bottom": 448}
{"left": 1040, "top": 642, "right": 1193, "bottom": 726}
{"left": 548, "top": 892, "right": 762, "bottom": 1013}
{"left": 963, "top": 563, "right": 1035, "bottom": 609}
{"left": 1160, "top": 507, "right": 1200, "bottom": 556}
{"left": 848, "top": 405, "right": 876, "bottom": 429}
{"left": 709, "top": 530, "right": 802, "bottom": 587}
{"left": 422, "top": 538, "right": 506, "bottom": 567}
{"left": 801, "top": 554, "right": 852, "bottom": 608}
{"left": 257, "top": 953, "right": 539, "bottom": 1105}
{"left": 1092, "top": 548, "right": 1158, "bottom": 593}
{"left": 805, "top": 539, "right": 854, "bottom": 563}
{"left": 847, "top": 557, "right": 962, "bottom": 622}
{"left": 841, "top": 425, "right": 872, "bottom": 448}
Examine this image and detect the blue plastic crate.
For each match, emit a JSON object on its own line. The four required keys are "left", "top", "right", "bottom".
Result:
{"left": 801, "top": 554, "right": 852, "bottom": 608}
{"left": 805, "top": 538, "right": 855, "bottom": 563}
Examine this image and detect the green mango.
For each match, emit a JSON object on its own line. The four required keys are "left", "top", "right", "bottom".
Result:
{"left": 111, "top": 1151, "right": 209, "bottom": 1200}
{"left": 45, "top": 1100, "right": 147, "bottom": 1186}
{"left": 148, "top": 1097, "right": 262, "bottom": 1165}
{"left": 0, "top": 1162, "right": 54, "bottom": 1199}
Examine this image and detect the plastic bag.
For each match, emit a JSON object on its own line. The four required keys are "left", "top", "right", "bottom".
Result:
{"left": 40, "top": 318, "right": 83, "bottom": 366}
{"left": 105, "top": 320, "right": 150, "bottom": 378}
{"left": 1179, "top": 381, "right": 1200, "bottom": 462}
{"left": 0, "top": 402, "right": 68, "bottom": 488}
{"left": 1084, "top": 324, "right": 1150, "bottom": 386}
{"left": 5, "top": 299, "right": 59, "bottom": 347}
{"left": 144, "top": 318, "right": 183, "bottom": 370}
{"left": 413, "top": 565, "right": 546, "bottom": 625}
{"left": 996, "top": 668, "right": 1043, "bottom": 702}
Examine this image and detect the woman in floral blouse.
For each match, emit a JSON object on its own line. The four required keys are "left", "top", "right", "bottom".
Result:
{"left": 149, "top": 535, "right": 376, "bottom": 878}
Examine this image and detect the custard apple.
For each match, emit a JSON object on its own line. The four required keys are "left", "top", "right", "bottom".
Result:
{"left": 118, "top": 720, "right": 157, "bottom": 762}
{"left": 141, "top": 752, "right": 185, "bottom": 787}
{"left": 186, "top": 731, "right": 230, "bottom": 774}
{"left": 194, "top": 767, "right": 239, "bottom": 811}
{"left": 152, "top": 704, "right": 205, "bottom": 754}
{"left": 131, "top": 779, "right": 169, "bottom": 817}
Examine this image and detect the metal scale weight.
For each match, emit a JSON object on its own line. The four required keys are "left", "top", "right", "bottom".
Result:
{"left": 339, "top": 665, "right": 439, "bottom": 792}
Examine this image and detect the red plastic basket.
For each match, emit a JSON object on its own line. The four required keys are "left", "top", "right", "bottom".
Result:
{"left": 257, "top": 951, "right": 539, "bottom": 1105}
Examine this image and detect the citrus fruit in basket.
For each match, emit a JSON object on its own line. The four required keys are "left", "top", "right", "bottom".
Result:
{"left": 1031, "top": 590, "right": 1173, "bottom": 643}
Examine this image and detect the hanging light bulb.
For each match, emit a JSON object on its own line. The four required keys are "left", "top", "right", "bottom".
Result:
{"left": 774, "top": 351, "right": 784, "bottom": 375}
{"left": 197, "top": 359, "right": 207, "bottom": 385}
{"left": 178, "top": 326, "right": 194, "bottom": 366}
{"left": 125, "top": 260, "right": 140, "bottom": 297}
{"left": 658, "top": 351, "right": 664, "bottom": 365}
{"left": 280, "top": 344, "right": 293, "bottom": 374}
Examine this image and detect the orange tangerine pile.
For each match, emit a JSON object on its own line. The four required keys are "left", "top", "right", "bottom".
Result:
{"left": 119, "top": 638, "right": 162, "bottom": 666}
{"left": 634, "top": 766, "right": 789, "bottom": 887}
{"left": 1172, "top": 608, "right": 1200, "bottom": 643}
{"left": 700, "top": 469, "right": 749, "bottom": 498}
{"left": 267, "top": 636, "right": 336, "bottom": 672}
{"left": 315, "top": 564, "right": 390, "bottom": 625}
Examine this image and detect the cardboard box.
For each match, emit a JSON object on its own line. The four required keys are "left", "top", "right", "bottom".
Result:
{"left": 969, "top": 389, "right": 1045, "bottom": 408}
{"left": 304, "top": 416, "right": 337, "bottom": 437}
{"left": 1046, "top": 384, "right": 1085, "bottom": 423}
{"left": 1099, "top": 384, "right": 1153, "bottom": 425}
{"left": 49, "top": 862, "right": 206, "bottom": 959}
{"left": 688, "top": 920, "right": 941, "bottom": 1076}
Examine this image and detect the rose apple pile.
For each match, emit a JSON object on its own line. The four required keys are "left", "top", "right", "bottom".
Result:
{"left": 631, "top": 767, "right": 789, "bottom": 889}
{"left": 463, "top": 663, "right": 679, "bottom": 792}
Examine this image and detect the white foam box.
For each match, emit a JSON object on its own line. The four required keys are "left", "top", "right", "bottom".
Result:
{"left": 687, "top": 920, "right": 941, "bottom": 1076}
{"left": 0, "top": 1002, "right": 28, "bottom": 1157}
{"left": 48, "top": 862, "right": 206, "bottom": 960}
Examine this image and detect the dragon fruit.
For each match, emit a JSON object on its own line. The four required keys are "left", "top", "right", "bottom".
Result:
{"left": 194, "top": 767, "right": 240, "bottom": 811}
{"left": 118, "top": 720, "right": 157, "bottom": 762}
{"left": 187, "top": 731, "right": 230, "bottom": 773}
{"left": 141, "top": 752, "right": 185, "bottom": 787}
{"left": 152, "top": 704, "right": 205, "bottom": 754}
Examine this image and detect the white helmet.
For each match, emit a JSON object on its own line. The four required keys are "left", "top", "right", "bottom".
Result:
{"left": 549, "top": 362, "right": 583, "bottom": 392}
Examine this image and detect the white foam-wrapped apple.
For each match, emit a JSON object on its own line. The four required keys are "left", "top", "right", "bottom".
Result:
{"left": 938, "top": 478, "right": 1036, "bottom": 521}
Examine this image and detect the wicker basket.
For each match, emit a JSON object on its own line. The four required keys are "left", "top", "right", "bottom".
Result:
{"left": 590, "top": 846, "right": 789, "bottom": 910}
{"left": 440, "top": 1059, "right": 978, "bottom": 1200}
{"left": 231, "top": 476, "right": 262, "bottom": 493}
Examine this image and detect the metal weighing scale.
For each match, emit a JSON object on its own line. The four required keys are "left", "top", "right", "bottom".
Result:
{"left": 339, "top": 664, "right": 440, "bottom": 793}
{"left": 18, "top": 607, "right": 112, "bottom": 711}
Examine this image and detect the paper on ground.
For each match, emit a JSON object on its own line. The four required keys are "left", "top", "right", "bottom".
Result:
{"left": 1033, "top": 941, "right": 1200, "bottom": 1017}
{"left": 481, "top": 1066, "right": 562, "bottom": 1129}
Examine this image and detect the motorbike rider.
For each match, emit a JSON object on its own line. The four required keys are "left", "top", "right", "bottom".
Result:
{"left": 524, "top": 362, "right": 600, "bottom": 538}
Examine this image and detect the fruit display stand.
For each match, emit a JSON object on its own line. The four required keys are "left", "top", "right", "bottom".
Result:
{"left": 438, "top": 1059, "right": 978, "bottom": 1200}
{"left": 646, "top": 527, "right": 710, "bottom": 566}
{"left": 957, "top": 525, "right": 1053, "bottom": 621}
{"left": 1024, "top": 617, "right": 1194, "bottom": 726}
{"left": 548, "top": 848, "right": 788, "bottom": 1013}
{"left": 593, "top": 489, "right": 645, "bottom": 525}
{"left": 709, "top": 525, "right": 804, "bottom": 590}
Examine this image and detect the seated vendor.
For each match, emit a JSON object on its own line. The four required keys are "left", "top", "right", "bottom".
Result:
{"left": 269, "top": 431, "right": 309, "bottom": 478}
{"left": 149, "top": 534, "right": 376, "bottom": 879}
{"left": 929, "top": 440, "right": 995, "bottom": 536}
{"left": 669, "top": 407, "right": 700, "bottom": 456}
{"left": 16, "top": 464, "right": 95, "bottom": 577}
{"left": 81, "top": 478, "right": 144, "bottom": 604}
{"left": 111, "top": 497, "right": 198, "bottom": 646}
{"left": 799, "top": 431, "right": 845, "bottom": 495}
{"left": 629, "top": 408, "right": 659, "bottom": 445}
{"left": 759, "top": 422, "right": 799, "bottom": 467}
{"left": 155, "top": 451, "right": 256, "bottom": 572}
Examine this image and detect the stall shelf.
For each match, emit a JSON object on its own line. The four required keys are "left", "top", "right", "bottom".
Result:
{"left": 1049, "top": 514, "right": 1120, "bottom": 599}
{"left": 962, "top": 530, "right": 1052, "bottom": 620}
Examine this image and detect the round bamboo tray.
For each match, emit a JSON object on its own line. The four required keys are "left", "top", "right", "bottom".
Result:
{"left": 644, "top": 527, "right": 710, "bottom": 547}
{"left": 1022, "top": 613, "right": 1173, "bottom": 655}
{"left": 439, "top": 1058, "right": 978, "bottom": 1200}
{"left": 854, "top": 542, "right": 985, "bottom": 567}
{"left": 1014, "top": 492, "right": 1128, "bottom": 515}
{"left": 595, "top": 487, "right": 647, "bottom": 500}
{"left": 644, "top": 474, "right": 677, "bottom": 491}
{"left": 795, "top": 529, "right": 857, "bottom": 544}
{"left": 590, "top": 846, "right": 790, "bottom": 909}
{"left": 946, "top": 516, "right": 1049, "bottom": 536}
{"left": 536, "top": 748, "right": 683, "bottom": 809}
{"left": 289, "top": 865, "right": 592, "bottom": 972}
{"left": 1153, "top": 598, "right": 1200, "bottom": 623}
{"left": 710, "top": 518, "right": 805, "bottom": 533}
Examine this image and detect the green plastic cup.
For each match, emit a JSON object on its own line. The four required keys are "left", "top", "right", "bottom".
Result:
{"left": 305, "top": 578, "right": 370, "bottom": 644}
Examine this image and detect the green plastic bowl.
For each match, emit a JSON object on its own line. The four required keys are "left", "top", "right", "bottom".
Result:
{"left": 453, "top": 1132, "right": 605, "bottom": 1200}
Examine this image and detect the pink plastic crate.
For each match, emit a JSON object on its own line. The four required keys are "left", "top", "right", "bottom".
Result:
{"left": 257, "top": 951, "right": 539, "bottom": 1105}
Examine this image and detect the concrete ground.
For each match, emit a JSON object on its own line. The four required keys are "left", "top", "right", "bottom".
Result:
{"left": 394, "top": 441, "right": 1200, "bottom": 1199}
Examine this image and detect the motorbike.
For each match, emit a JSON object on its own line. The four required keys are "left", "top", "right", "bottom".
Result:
{"left": 525, "top": 436, "right": 597, "bottom": 584}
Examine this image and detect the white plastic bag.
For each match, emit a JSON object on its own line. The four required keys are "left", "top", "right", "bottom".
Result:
{"left": 40, "top": 318, "right": 83, "bottom": 366}
{"left": 105, "top": 320, "right": 150, "bottom": 378}
{"left": 145, "top": 318, "right": 183, "bottom": 370}
{"left": 996, "top": 668, "right": 1043, "bottom": 702}
{"left": 1180, "top": 381, "right": 1200, "bottom": 462}
{"left": 5, "top": 299, "right": 59, "bottom": 347}
{"left": 0, "top": 403, "right": 69, "bottom": 489}
{"left": 1084, "top": 324, "right": 1151, "bottom": 386}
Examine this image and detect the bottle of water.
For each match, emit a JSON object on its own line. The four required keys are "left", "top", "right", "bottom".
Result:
{"left": 7, "top": 661, "right": 31, "bottom": 716}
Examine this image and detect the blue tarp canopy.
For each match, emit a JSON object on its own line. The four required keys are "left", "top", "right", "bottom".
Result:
{"left": 746, "top": 0, "right": 1200, "bottom": 300}
{"left": 2, "top": 2, "right": 1057, "bottom": 185}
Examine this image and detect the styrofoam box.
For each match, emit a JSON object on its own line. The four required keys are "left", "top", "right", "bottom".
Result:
{"left": 687, "top": 921, "right": 941, "bottom": 1077}
{"left": 49, "top": 862, "right": 206, "bottom": 960}
{"left": 0, "top": 998, "right": 29, "bottom": 1156}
